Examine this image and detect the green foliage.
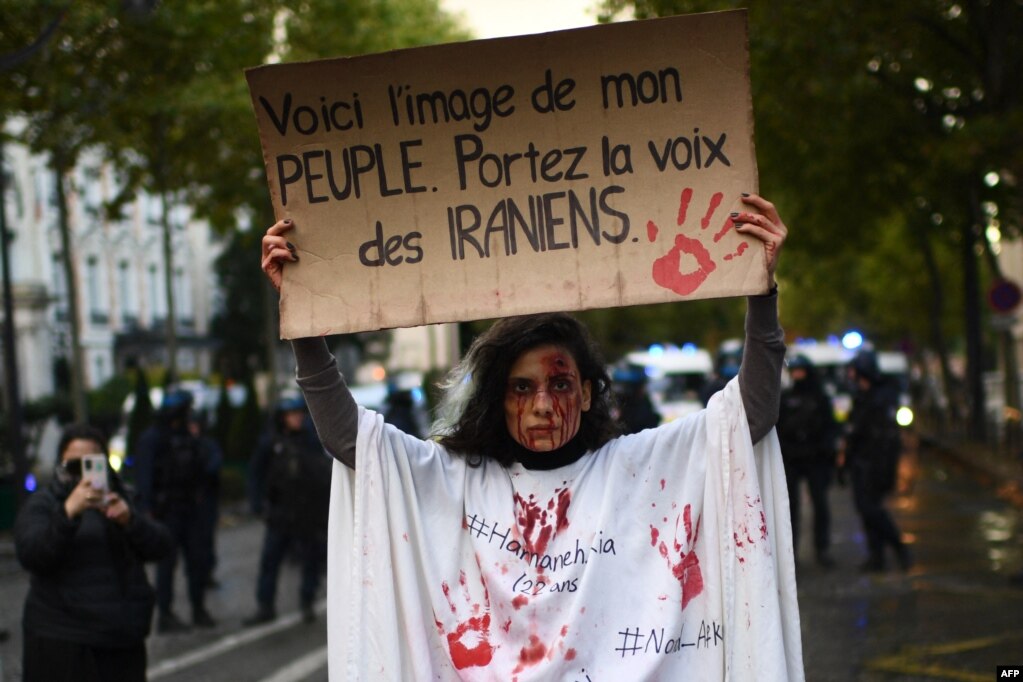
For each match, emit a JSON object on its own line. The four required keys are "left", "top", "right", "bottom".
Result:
{"left": 597, "top": 0, "right": 1021, "bottom": 358}
{"left": 211, "top": 229, "right": 267, "bottom": 379}
{"left": 86, "top": 373, "right": 133, "bottom": 437}
{"left": 0, "top": 1, "right": 122, "bottom": 158}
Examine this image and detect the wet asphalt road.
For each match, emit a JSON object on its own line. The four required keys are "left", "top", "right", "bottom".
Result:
{"left": 1, "top": 436, "right": 1022, "bottom": 681}
{"left": 796, "top": 441, "right": 1023, "bottom": 681}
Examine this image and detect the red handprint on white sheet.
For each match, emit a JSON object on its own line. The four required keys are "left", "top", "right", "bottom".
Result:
{"left": 647, "top": 188, "right": 748, "bottom": 295}
{"left": 649, "top": 503, "right": 704, "bottom": 610}
{"left": 434, "top": 570, "right": 495, "bottom": 670}
{"left": 513, "top": 488, "right": 571, "bottom": 562}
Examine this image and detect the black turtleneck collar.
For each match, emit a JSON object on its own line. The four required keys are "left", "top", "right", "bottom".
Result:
{"left": 512, "top": 437, "right": 588, "bottom": 471}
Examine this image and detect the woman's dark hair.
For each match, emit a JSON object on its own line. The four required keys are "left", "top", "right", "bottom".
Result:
{"left": 435, "top": 312, "right": 619, "bottom": 466}
{"left": 57, "top": 424, "right": 109, "bottom": 461}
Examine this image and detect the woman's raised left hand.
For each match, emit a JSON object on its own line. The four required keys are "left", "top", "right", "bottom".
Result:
{"left": 732, "top": 193, "right": 787, "bottom": 284}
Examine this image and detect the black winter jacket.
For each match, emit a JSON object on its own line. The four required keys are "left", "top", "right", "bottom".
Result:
{"left": 14, "top": 475, "right": 173, "bottom": 647}
{"left": 249, "top": 426, "right": 332, "bottom": 538}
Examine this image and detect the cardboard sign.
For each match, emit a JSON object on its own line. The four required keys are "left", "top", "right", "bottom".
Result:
{"left": 246, "top": 9, "right": 765, "bottom": 338}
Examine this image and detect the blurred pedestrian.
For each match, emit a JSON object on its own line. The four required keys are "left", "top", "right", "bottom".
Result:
{"left": 189, "top": 411, "right": 224, "bottom": 590}
{"left": 245, "top": 396, "right": 332, "bottom": 625}
{"left": 778, "top": 354, "right": 839, "bottom": 568}
{"left": 134, "top": 389, "right": 217, "bottom": 631}
{"left": 15, "top": 424, "right": 172, "bottom": 682}
{"left": 611, "top": 365, "right": 661, "bottom": 434}
{"left": 845, "top": 349, "right": 912, "bottom": 572}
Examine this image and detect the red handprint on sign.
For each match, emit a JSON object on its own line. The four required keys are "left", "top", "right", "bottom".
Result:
{"left": 648, "top": 188, "right": 748, "bottom": 295}
{"left": 649, "top": 503, "right": 704, "bottom": 610}
{"left": 434, "top": 570, "right": 495, "bottom": 670}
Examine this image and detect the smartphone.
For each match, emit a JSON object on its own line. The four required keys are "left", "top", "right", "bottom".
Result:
{"left": 82, "top": 454, "right": 108, "bottom": 493}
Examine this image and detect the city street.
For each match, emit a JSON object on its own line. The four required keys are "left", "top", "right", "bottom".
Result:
{"left": 796, "top": 440, "right": 1023, "bottom": 681}
{"left": 1, "top": 438, "right": 1022, "bottom": 681}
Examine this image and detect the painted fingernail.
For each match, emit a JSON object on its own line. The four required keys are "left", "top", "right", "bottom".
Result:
{"left": 286, "top": 241, "right": 296, "bottom": 251}
{"left": 741, "top": 192, "right": 750, "bottom": 197}
{"left": 730, "top": 212, "right": 740, "bottom": 218}
{"left": 291, "top": 253, "right": 299, "bottom": 261}
{"left": 734, "top": 221, "right": 746, "bottom": 227}
{"left": 283, "top": 219, "right": 293, "bottom": 225}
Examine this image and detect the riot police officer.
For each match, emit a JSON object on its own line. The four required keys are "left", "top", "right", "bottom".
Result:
{"left": 778, "top": 354, "right": 839, "bottom": 568}
{"left": 135, "top": 389, "right": 217, "bottom": 631}
{"left": 245, "top": 396, "right": 332, "bottom": 625}
{"left": 845, "top": 350, "right": 912, "bottom": 572}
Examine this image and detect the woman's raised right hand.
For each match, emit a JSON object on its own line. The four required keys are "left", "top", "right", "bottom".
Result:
{"left": 261, "top": 219, "right": 299, "bottom": 293}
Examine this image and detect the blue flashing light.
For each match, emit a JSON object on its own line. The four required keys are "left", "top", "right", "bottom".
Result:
{"left": 648, "top": 344, "right": 665, "bottom": 356}
{"left": 644, "top": 366, "right": 657, "bottom": 378}
{"left": 681, "top": 343, "right": 697, "bottom": 354}
{"left": 411, "top": 387, "right": 424, "bottom": 403}
{"left": 842, "top": 331, "right": 864, "bottom": 350}
{"left": 25, "top": 473, "right": 37, "bottom": 493}
{"left": 826, "top": 335, "right": 841, "bottom": 346}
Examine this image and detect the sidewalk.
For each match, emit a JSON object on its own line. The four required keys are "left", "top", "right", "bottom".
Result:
{"left": 921, "top": 430, "right": 1023, "bottom": 508}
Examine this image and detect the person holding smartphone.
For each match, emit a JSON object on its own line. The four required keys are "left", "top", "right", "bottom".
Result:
{"left": 14, "top": 424, "right": 173, "bottom": 682}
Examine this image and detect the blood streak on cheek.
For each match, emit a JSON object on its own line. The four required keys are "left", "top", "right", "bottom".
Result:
{"left": 515, "top": 396, "right": 531, "bottom": 448}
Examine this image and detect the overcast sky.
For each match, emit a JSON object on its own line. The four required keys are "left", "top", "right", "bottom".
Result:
{"left": 439, "top": 0, "right": 604, "bottom": 39}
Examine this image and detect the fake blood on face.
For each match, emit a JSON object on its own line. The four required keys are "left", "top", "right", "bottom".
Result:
{"left": 505, "top": 346, "right": 590, "bottom": 453}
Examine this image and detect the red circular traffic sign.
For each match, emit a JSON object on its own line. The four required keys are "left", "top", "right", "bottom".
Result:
{"left": 988, "top": 279, "right": 1023, "bottom": 314}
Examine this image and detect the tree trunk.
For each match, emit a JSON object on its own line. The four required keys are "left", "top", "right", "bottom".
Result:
{"left": 160, "top": 188, "right": 178, "bottom": 383}
{"left": 54, "top": 156, "right": 88, "bottom": 421}
{"left": 916, "top": 219, "right": 959, "bottom": 428}
{"left": 0, "top": 137, "right": 30, "bottom": 507}
{"left": 963, "top": 192, "right": 986, "bottom": 441}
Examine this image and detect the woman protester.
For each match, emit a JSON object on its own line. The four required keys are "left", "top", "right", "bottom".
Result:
{"left": 261, "top": 193, "right": 803, "bottom": 680}
{"left": 15, "top": 424, "right": 173, "bottom": 682}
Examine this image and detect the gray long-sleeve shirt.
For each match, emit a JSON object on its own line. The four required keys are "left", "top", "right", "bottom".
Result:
{"left": 292, "top": 291, "right": 785, "bottom": 469}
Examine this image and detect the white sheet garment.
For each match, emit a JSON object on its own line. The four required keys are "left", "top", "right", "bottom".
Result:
{"left": 326, "top": 377, "right": 804, "bottom": 681}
